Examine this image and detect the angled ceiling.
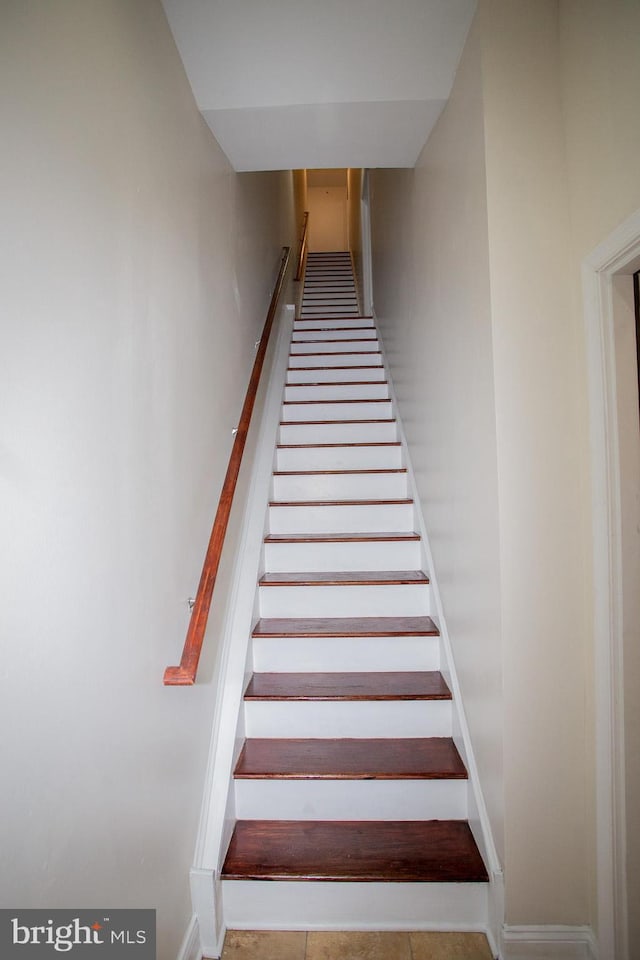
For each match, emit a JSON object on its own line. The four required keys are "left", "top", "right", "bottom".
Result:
{"left": 161, "top": 0, "right": 477, "bottom": 171}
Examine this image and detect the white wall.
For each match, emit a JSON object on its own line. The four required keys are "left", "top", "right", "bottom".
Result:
{"left": 0, "top": 3, "right": 293, "bottom": 957}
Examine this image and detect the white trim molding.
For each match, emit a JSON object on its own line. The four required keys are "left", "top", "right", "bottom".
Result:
{"left": 501, "top": 925, "right": 597, "bottom": 959}
{"left": 582, "top": 207, "right": 640, "bottom": 960}
{"left": 176, "top": 914, "right": 202, "bottom": 960}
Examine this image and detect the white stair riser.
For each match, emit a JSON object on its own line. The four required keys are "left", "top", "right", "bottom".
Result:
{"left": 304, "top": 280, "right": 355, "bottom": 286}
{"left": 303, "top": 264, "right": 354, "bottom": 272}
{"left": 272, "top": 472, "right": 408, "bottom": 501}
{"left": 294, "top": 318, "right": 374, "bottom": 331}
{"left": 304, "top": 277, "right": 353, "bottom": 282}
{"left": 299, "top": 280, "right": 356, "bottom": 286}
{"left": 276, "top": 445, "right": 403, "bottom": 471}
{"left": 243, "top": 700, "right": 451, "bottom": 738}
{"left": 234, "top": 778, "right": 467, "bottom": 821}
{"left": 284, "top": 383, "right": 389, "bottom": 401}
{"left": 291, "top": 340, "right": 379, "bottom": 354}
{"left": 293, "top": 329, "right": 377, "bottom": 342}
{"left": 282, "top": 400, "right": 392, "bottom": 422}
{"left": 301, "top": 309, "right": 359, "bottom": 317}
{"left": 289, "top": 354, "right": 382, "bottom": 369}
{"left": 303, "top": 279, "right": 354, "bottom": 285}
{"left": 263, "top": 539, "right": 421, "bottom": 572}
{"left": 258, "top": 583, "right": 430, "bottom": 619}
{"left": 300, "top": 305, "right": 359, "bottom": 314}
{"left": 302, "top": 296, "right": 356, "bottom": 300}
{"left": 306, "top": 250, "right": 351, "bottom": 264}
{"left": 268, "top": 502, "right": 414, "bottom": 535}
{"left": 286, "top": 366, "right": 385, "bottom": 384}
{"left": 279, "top": 422, "right": 397, "bottom": 444}
{"left": 221, "top": 880, "right": 488, "bottom": 929}
{"left": 252, "top": 636, "right": 440, "bottom": 673}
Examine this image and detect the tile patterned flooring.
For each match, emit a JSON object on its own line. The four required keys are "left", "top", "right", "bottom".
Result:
{"left": 220, "top": 930, "right": 494, "bottom": 960}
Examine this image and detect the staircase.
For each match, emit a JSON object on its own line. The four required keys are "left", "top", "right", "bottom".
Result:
{"left": 219, "top": 251, "right": 489, "bottom": 931}
{"left": 299, "top": 249, "right": 360, "bottom": 318}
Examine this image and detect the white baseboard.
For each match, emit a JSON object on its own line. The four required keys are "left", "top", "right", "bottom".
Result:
{"left": 501, "top": 926, "right": 597, "bottom": 960}
{"left": 176, "top": 914, "right": 201, "bottom": 960}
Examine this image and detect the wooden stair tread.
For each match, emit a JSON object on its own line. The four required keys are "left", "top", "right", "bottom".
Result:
{"left": 291, "top": 339, "right": 376, "bottom": 345}
{"left": 277, "top": 442, "right": 401, "bottom": 449}
{"left": 295, "top": 323, "right": 372, "bottom": 327}
{"left": 287, "top": 366, "right": 383, "bottom": 372}
{"left": 269, "top": 501, "right": 412, "bottom": 511}
{"left": 252, "top": 616, "right": 439, "bottom": 638}
{"left": 289, "top": 351, "right": 382, "bottom": 356}
{"left": 243, "top": 672, "right": 450, "bottom": 702}
{"left": 273, "top": 469, "right": 406, "bottom": 476}
{"left": 283, "top": 399, "right": 388, "bottom": 406}
{"left": 264, "top": 532, "right": 420, "bottom": 543}
{"left": 280, "top": 419, "right": 395, "bottom": 426}
{"left": 221, "top": 820, "right": 488, "bottom": 882}
{"left": 235, "top": 736, "right": 463, "bottom": 779}
{"left": 286, "top": 380, "right": 388, "bottom": 387}
{"left": 290, "top": 331, "right": 374, "bottom": 337}
{"left": 259, "top": 571, "right": 428, "bottom": 586}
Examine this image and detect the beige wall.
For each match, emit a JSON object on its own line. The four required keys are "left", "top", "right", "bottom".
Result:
{"left": 371, "top": 16, "right": 505, "bottom": 864}
{"left": 370, "top": 0, "right": 640, "bottom": 935}
{"left": 559, "top": 0, "right": 640, "bottom": 945}
{"left": 0, "top": 2, "right": 292, "bottom": 957}
{"left": 478, "top": 0, "right": 590, "bottom": 924}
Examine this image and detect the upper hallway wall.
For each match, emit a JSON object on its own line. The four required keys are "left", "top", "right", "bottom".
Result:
{"left": 0, "top": 2, "right": 293, "bottom": 956}
{"left": 559, "top": 0, "right": 640, "bottom": 259}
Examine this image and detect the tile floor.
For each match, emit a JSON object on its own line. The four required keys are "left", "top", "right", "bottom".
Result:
{"left": 220, "top": 930, "right": 494, "bottom": 960}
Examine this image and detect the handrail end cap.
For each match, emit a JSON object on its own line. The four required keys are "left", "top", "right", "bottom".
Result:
{"left": 163, "top": 665, "right": 196, "bottom": 686}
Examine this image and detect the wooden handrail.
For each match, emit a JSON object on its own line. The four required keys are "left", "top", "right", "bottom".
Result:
{"left": 164, "top": 246, "right": 291, "bottom": 685}
{"left": 294, "top": 211, "right": 309, "bottom": 282}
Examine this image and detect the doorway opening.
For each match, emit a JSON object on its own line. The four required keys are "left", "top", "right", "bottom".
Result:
{"left": 584, "top": 211, "right": 640, "bottom": 960}
{"left": 306, "top": 169, "right": 349, "bottom": 252}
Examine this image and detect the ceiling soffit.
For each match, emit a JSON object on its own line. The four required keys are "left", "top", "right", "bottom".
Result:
{"left": 161, "top": 0, "right": 477, "bottom": 171}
